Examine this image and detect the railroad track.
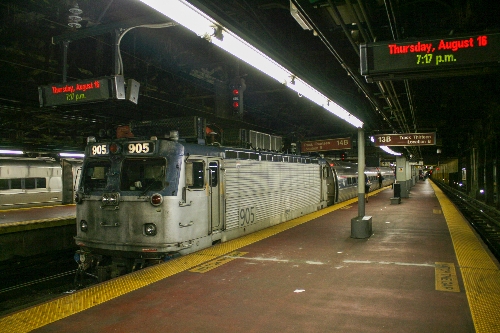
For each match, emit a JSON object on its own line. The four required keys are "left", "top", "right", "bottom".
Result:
{"left": 435, "top": 182, "right": 500, "bottom": 261}
{"left": 0, "top": 249, "right": 78, "bottom": 316}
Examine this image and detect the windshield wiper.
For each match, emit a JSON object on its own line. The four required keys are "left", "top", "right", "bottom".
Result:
{"left": 140, "top": 178, "right": 161, "bottom": 196}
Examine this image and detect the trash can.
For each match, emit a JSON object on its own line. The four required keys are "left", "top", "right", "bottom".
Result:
{"left": 394, "top": 183, "right": 401, "bottom": 198}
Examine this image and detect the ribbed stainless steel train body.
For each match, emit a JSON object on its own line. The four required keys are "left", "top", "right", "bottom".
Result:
{"left": 74, "top": 136, "right": 394, "bottom": 279}
{"left": 326, "top": 161, "right": 395, "bottom": 203}
{"left": 0, "top": 157, "right": 82, "bottom": 209}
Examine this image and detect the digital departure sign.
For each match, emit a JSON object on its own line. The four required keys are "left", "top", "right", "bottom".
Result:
{"left": 360, "top": 33, "right": 500, "bottom": 80}
{"left": 38, "top": 76, "right": 125, "bottom": 107}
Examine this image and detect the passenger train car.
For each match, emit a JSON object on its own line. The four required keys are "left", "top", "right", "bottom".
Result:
{"left": 0, "top": 157, "right": 82, "bottom": 210}
{"left": 74, "top": 133, "right": 394, "bottom": 281}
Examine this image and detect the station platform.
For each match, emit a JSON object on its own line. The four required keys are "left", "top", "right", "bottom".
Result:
{"left": 0, "top": 205, "right": 76, "bottom": 261}
{"left": 1, "top": 180, "right": 499, "bottom": 333}
{"left": 0, "top": 205, "right": 76, "bottom": 226}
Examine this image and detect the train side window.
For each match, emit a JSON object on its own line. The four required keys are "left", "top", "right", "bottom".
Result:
{"left": 0, "top": 179, "right": 9, "bottom": 190}
{"left": 186, "top": 161, "right": 204, "bottom": 189}
{"left": 209, "top": 161, "right": 218, "bottom": 187}
{"left": 11, "top": 178, "right": 22, "bottom": 189}
{"left": 25, "top": 178, "right": 36, "bottom": 189}
{"left": 36, "top": 177, "right": 47, "bottom": 189}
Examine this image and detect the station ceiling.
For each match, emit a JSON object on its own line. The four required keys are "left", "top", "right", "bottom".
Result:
{"left": 1, "top": 0, "right": 499, "bottom": 164}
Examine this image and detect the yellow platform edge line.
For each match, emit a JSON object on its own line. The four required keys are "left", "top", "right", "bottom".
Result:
{"left": 0, "top": 204, "right": 75, "bottom": 213}
{"left": 0, "top": 190, "right": 382, "bottom": 333}
{"left": 430, "top": 181, "right": 500, "bottom": 333}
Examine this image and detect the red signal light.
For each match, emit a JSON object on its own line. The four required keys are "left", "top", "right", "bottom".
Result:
{"left": 109, "top": 143, "right": 120, "bottom": 154}
{"left": 151, "top": 193, "right": 163, "bottom": 206}
{"left": 232, "top": 88, "right": 240, "bottom": 110}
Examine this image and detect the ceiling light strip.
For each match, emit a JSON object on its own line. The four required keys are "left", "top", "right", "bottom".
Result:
{"left": 139, "top": 0, "right": 363, "bottom": 128}
{"left": 0, "top": 150, "right": 24, "bottom": 155}
{"left": 380, "top": 146, "right": 402, "bottom": 156}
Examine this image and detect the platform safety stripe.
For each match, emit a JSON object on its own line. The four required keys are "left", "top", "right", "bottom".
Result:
{"left": 0, "top": 191, "right": 373, "bottom": 333}
{"left": 431, "top": 181, "right": 500, "bottom": 333}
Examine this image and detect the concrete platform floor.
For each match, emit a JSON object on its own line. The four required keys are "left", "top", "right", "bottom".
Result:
{"left": 22, "top": 180, "right": 489, "bottom": 333}
{"left": 0, "top": 205, "right": 75, "bottom": 225}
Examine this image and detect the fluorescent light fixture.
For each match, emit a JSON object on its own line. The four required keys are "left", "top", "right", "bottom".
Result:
{"left": 0, "top": 149, "right": 23, "bottom": 155}
{"left": 380, "top": 146, "right": 402, "bottom": 156}
{"left": 290, "top": 1, "right": 313, "bottom": 30}
{"left": 139, "top": 0, "right": 363, "bottom": 128}
{"left": 59, "top": 152, "right": 85, "bottom": 158}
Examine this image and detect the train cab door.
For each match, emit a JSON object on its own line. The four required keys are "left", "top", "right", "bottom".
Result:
{"left": 325, "top": 164, "right": 338, "bottom": 205}
{"left": 208, "top": 158, "right": 224, "bottom": 233}
{"left": 330, "top": 167, "right": 339, "bottom": 204}
{"left": 61, "top": 159, "right": 75, "bottom": 204}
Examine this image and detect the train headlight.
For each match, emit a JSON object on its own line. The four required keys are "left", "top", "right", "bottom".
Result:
{"left": 150, "top": 193, "right": 163, "bottom": 206}
{"left": 144, "top": 223, "right": 157, "bottom": 236}
{"left": 102, "top": 193, "right": 120, "bottom": 206}
{"left": 80, "top": 220, "right": 88, "bottom": 232}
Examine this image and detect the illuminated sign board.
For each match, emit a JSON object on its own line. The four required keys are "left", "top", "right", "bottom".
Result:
{"left": 301, "top": 137, "right": 351, "bottom": 152}
{"left": 360, "top": 33, "right": 500, "bottom": 79}
{"left": 374, "top": 132, "right": 436, "bottom": 147}
{"left": 38, "top": 76, "right": 125, "bottom": 107}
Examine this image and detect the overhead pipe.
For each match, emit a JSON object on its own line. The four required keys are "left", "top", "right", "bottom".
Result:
{"left": 356, "top": 0, "right": 376, "bottom": 41}
{"left": 383, "top": 0, "right": 398, "bottom": 40}
{"left": 326, "top": 0, "right": 402, "bottom": 134}
{"left": 381, "top": 81, "right": 405, "bottom": 130}
{"left": 326, "top": 0, "right": 360, "bottom": 55}
{"left": 290, "top": 3, "right": 382, "bottom": 116}
{"left": 404, "top": 79, "right": 417, "bottom": 132}
{"left": 352, "top": 0, "right": 411, "bottom": 134}
{"left": 386, "top": 0, "right": 401, "bottom": 40}
{"left": 388, "top": 80, "right": 409, "bottom": 131}
{"left": 345, "top": 0, "right": 370, "bottom": 43}
{"left": 301, "top": 0, "right": 394, "bottom": 130}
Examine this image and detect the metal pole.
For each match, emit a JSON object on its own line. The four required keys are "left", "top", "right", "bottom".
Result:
{"left": 350, "top": 126, "right": 372, "bottom": 239}
{"left": 62, "top": 40, "right": 69, "bottom": 83}
{"left": 358, "top": 127, "right": 365, "bottom": 217}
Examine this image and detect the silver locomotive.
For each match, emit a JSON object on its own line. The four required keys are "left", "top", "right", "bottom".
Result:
{"left": 74, "top": 132, "right": 394, "bottom": 281}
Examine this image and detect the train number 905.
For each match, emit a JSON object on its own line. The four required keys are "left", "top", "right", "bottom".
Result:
{"left": 239, "top": 206, "right": 255, "bottom": 226}
{"left": 128, "top": 142, "right": 151, "bottom": 154}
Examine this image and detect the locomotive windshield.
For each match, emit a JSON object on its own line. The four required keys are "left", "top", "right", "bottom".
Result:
{"left": 81, "top": 158, "right": 166, "bottom": 193}
{"left": 120, "top": 158, "right": 166, "bottom": 192}
{"left": 82, "top": 160, "right": 110, "bottom": 191}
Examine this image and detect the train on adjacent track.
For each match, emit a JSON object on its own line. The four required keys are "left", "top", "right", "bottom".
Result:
{"left": 74, "top": 130, "right": 394, "bottom": 281}
{"left": 0, "top": 157, "right": 82, "bottom": 210}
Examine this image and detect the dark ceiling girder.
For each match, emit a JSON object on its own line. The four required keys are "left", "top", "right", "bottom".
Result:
{"left": 292, "top": 0, "right": 393, "bottom": 132}
{"left": 52, "top": 16, "right": 169, "bottom": 44}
